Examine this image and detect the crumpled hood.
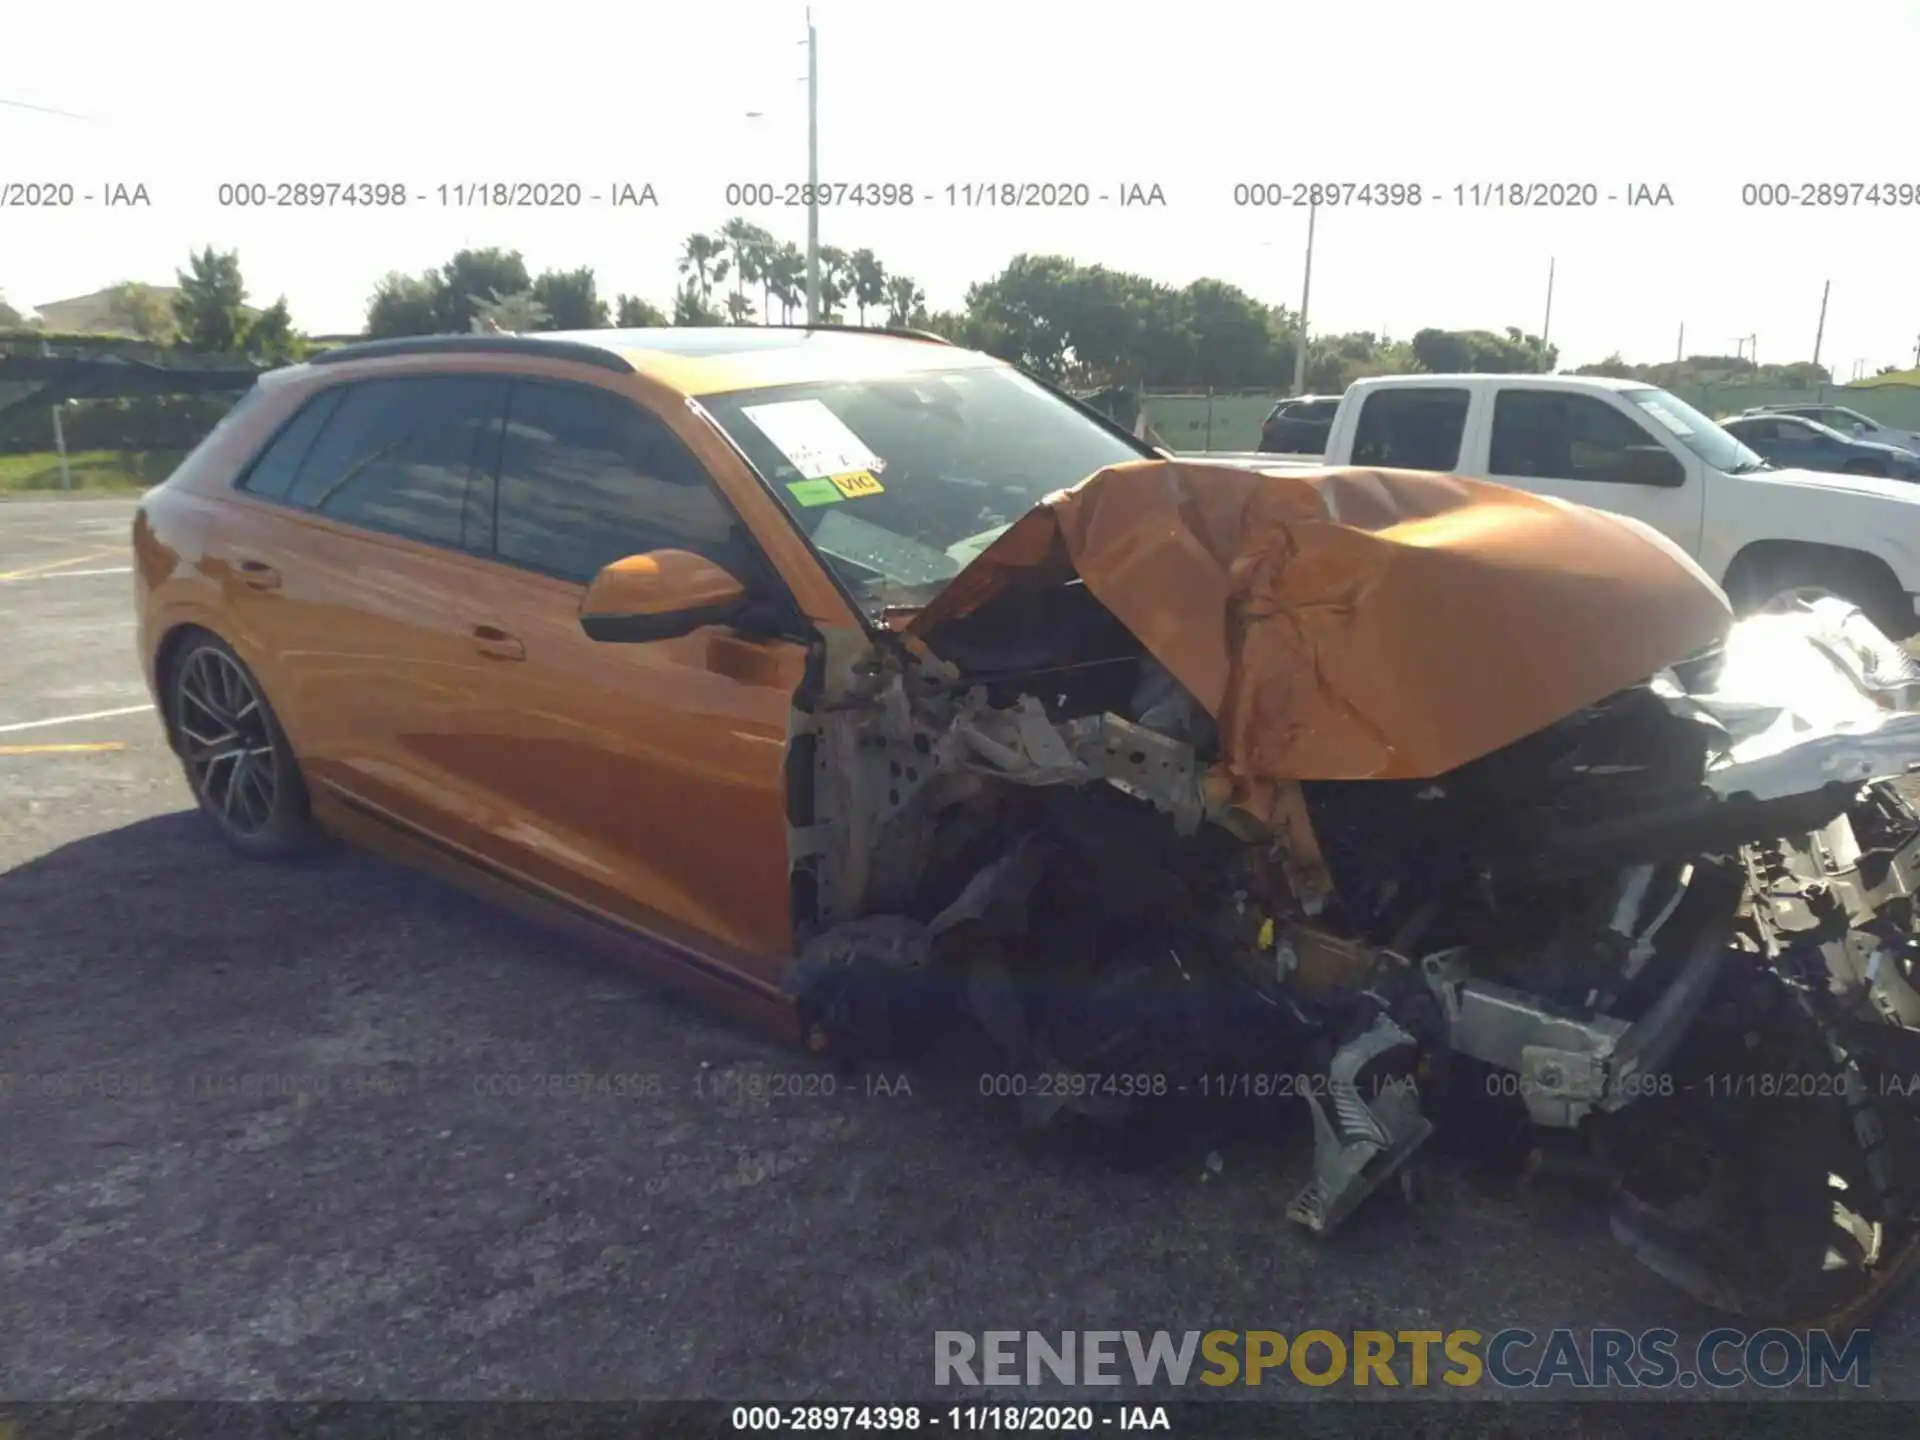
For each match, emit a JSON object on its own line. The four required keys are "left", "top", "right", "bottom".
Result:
{"left": 905, "top": 459, "right": 1733, "bottom": 784}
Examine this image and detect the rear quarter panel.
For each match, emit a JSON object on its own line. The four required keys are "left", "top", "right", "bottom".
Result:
{"left": 134, "top": 377, "right": 314, "bottom": 703}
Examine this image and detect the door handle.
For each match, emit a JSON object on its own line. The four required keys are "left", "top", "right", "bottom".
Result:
{"left": 471, "top": 624, "right": 526, "bottom": 661}
{"left": 235, "top": 559, "right": 281, "bottom": 590}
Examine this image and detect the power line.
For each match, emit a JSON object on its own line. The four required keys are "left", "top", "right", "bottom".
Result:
{"left": 0, "top": 96, "right": 90, "bottom": 120}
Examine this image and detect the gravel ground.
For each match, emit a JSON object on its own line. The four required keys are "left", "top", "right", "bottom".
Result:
{"left": 2, "top": 497, "right": 1916, "bottom": 1405}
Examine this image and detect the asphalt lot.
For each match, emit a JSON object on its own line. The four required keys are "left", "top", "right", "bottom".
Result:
{"left": 2, "top": 495, "right": 1917, "bottom": 1404}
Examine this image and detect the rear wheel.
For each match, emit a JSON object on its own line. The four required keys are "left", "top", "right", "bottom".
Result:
{"left": 166, "top": 633, "right": 320, "bottom": 859}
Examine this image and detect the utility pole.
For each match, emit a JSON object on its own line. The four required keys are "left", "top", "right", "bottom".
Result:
{"left": 803, "top": 9, "right": 820, "bottom": 325}
{"left": 1289, "top": 198, "right": 1316, "bottom": 396}
{"left": 1813, "top": 281, "right": 1830, "bottom": 367}
{"left": 1676, "top": 321, "right": 1684, "bottom": 362}
{"left": 1539, "top": 257, "right": 1555, "bottom": 370}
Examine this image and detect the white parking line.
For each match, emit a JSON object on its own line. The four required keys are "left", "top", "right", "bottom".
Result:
{"left": 0, "top": 703, "right": 154, "bottom": 734}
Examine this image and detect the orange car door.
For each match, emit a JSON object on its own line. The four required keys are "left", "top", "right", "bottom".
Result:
{"left": 412, "top": 376, "right": 810, "bottom": 985}
{"left": 219, "top": 373, "right": 511, "bottom": 835}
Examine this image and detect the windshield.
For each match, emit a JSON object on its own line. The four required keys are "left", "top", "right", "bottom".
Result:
{"left": 701, "top": 365, "right": 1149, "bottom": 615}
{"left": 1622, "top": 387, "right": 1769, "bottom": 473}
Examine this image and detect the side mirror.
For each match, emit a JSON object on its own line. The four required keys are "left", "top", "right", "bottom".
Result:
{"left": 1614, "top": 444, "right": 1687, "bottom": 488}
{"left": 579, "top": 549, "right": 750, "bottom": 643}
{"left": 1852, "top": 423, "right": 1869, "bottom": 436}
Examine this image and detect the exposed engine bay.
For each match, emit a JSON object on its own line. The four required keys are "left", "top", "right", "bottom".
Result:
{"left": 779, "top": 460, "right": 1920, "bottom": 1327}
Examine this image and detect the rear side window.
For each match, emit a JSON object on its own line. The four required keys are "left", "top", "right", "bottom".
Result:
{"left": 1351, "top": 388, "right": 1469, "bottom": 470}
{"left": 493, "top": 380, "right": 748, "bottom": 585}
{"left": 282, "top": 376, "right": 503, "bottom": 548}
{"left": 237, "top": 387, "right": 346, "bottom": 500}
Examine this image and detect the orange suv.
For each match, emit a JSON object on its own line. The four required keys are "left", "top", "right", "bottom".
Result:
{"left": 134, "top": 324, "right": 1920, "bottom": 1322}
{"left": 133, "top": 326, "right": 1156, "bottom": 1032}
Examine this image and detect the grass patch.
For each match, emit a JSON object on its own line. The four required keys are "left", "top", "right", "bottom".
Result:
{"left": 0, "top": 450, "right": 185, "bottom": 496}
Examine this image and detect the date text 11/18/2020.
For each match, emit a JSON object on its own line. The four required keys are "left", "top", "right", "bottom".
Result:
{"left": 1230, "top": 181, "right": 1675, "bottom": 207}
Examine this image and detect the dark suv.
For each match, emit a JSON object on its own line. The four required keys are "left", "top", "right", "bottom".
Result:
{"left": 1258, "top": 395, "right": 1341, "bottom": 455}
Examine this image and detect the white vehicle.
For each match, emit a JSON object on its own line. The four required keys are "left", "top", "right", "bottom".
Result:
{"left": 1744, "top": 402, "right": 1920, "bottom": 458}
{"left": 1188, "top": 374, "right": 1920, "bottom": 637}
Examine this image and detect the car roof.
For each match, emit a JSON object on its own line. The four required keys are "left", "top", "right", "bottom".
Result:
{"left": 299, "top": 326, "right": 1002, "bottom": 396}
{"left": 1347, "top": 373, "right": 1646, "bottom": 393}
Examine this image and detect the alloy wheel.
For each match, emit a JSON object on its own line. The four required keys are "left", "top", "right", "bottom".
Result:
{"left": 175, "top": 647, "right": 281, "bottom": 837}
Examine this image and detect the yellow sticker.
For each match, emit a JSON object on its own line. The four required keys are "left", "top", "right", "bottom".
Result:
{"left": 829, "top": 470, "right": 884, "bottom": 498}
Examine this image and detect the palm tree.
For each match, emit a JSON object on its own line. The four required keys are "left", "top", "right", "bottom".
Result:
{"left": 766, "top": 243, "right": 804, "bottom": 323}
{"left": 885, "top": 274, "right": 926, "bottom": 328}
{"left": 719, "top": 216, "right": 770, "bottom": 324}
{"left": 817, "top": 246, "right": 851, "bottom": 323}
{"left": 748, "top": 232, "right": 779, "bottom": 322}
{"left": 849, "top": 249, "right": 887, "bottom": 327}
{"left": 677, "top": 233, "right": 729, "bottom": 304}
{"left": 471, "top": 289, "right": 549, "bottom": 333}
{"left": 725, "top": 291, "right": 756, "bottom": 325}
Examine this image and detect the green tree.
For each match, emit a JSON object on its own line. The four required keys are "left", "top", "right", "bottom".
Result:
{"left": 1569, "top": 352, "right": 1637, "bottom": 380}
{"left": 104, "top": 282, "right": 175, "bottom": 341}
{"left": 718, "top": 217, "right": 773, "bottom": 324}
{"left": 817, "top": 246, "right": 851, "bottom": 322}
{"left": 765, "top": 243, "right": 804, "bottom": 323}
{"left": 884, "top": 274, "right": 925, "bottom": 328}
{"left": 1410, "top": 327, "right": 1553, "bottom": 374}
{"left": 171, "top": 247, "right": 250, "bottom": 352}
{"left": 530, "top": 266, "right": 609, "bottom": 330}
{"left": 678, "top": 233, "right": 729, "bottom": 305}
{"left": 244, "top": 297, "right": 302, "bottom": 363}
{"left": 672, "top": 278, "right": 723, "bottom": 326}
{"left": 615, "top": 294, "right": 669, "bottom": 326}
{"left": 366, "top": 270, "right": 446, "bottom": 337}
{"left": 434, "top": 249, "right": 532, "bottom": 334}
{"left": 0, "top": 291, "right": 22, "bottom": 328}
{"left": 848, "top": 248, "right": 887, "bottom": 326}
{"left": 471, "top": 291, "right": 550, "bottom": 333}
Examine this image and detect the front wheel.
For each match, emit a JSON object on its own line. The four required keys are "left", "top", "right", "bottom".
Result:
{"left": 166, "top": 633, "right": 320, "bottom": 859}
{"left": 1722, "top": 549, "right": 1915, "bottom": 640}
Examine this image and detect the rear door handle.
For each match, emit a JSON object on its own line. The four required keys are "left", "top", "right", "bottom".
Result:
{"left": 471, "top": 624, "right": 526, "bottom": 661}
{"left": 235, "top": 559, "right": 281, "bottom": 590}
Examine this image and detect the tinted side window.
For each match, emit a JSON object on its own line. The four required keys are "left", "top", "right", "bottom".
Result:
{"left": 283, "top": 376, "right": 501, "bottom": 547}
{"left": 1351, "top": 389, "right": 1469, "bottom": 470}
{"left": 494, "top": 381, "right": 748, "bottom": 585}
{"left": 237, "top": 388, "right": 347, "bottom": 500}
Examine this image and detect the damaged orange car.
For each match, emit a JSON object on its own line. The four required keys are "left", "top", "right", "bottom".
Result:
{"left": 135, "top": 327, "right": 1920, "bottom": 1325}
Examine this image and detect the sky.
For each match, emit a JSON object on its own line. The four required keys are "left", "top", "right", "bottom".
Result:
{"left": 4, "top": 0, "right": 1920, "bottom": 374}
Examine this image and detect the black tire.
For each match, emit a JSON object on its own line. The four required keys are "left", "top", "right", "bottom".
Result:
{"left": 1601, "top": 969, "right": 1920, "bottom": 1328}
{"left": 1722, "top": 548, "right": 1915, "bottom": 640}
{"left": 165, "top": 632, "right": 320, "bottom": 860}
{"left": 1844, "top": 460, "right": 1889, "bottom": 478}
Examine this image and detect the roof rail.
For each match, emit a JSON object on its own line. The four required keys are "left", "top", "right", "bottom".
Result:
{"left": 751, "top": 322, "right": 952, "bottom": 345}
{"left": 306, "top": 333, "right": 634, "bottom": 373}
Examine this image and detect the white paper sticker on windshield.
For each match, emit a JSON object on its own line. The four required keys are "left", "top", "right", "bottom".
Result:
{"left": 741, "top": 400, "right": 884, "bottom": 480}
